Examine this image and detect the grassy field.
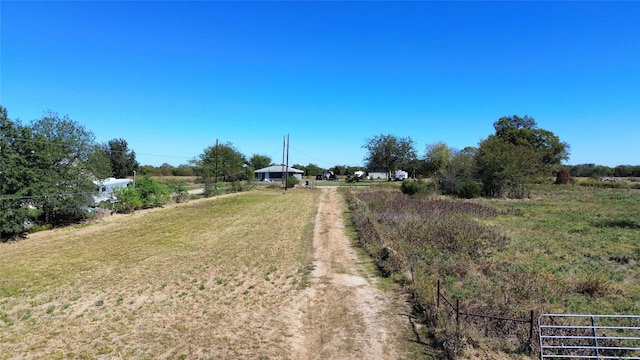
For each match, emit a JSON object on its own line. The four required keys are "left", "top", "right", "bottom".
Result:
{"left": 346, "top": 183, "right": 640, "bottom": 357}
{"left": 475, "top": 184, "right": 640, "bottom": 315}
{"left": 0, "top": 189, "right": 318, "bottom": 359}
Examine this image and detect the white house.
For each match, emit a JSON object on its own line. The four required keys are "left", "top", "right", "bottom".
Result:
{"left": 92, "top": 178, "right": 133, "bottom": 204}
{"left": 255, "top": 166, "right": 304, "bottom": 182}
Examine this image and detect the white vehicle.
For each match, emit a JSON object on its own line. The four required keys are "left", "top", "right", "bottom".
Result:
{"left": 92, "top": 178, "right": 134, "bottom": 204}
{"left": 394, "top": 170, "right": 409, "bottom": 181}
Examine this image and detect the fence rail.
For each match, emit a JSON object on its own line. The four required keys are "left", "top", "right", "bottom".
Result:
{"left": 436, "top": 279, "right": 536, "bottom": 355}
{"left": 539, "top": 314, "right": 640, "bottom": 359}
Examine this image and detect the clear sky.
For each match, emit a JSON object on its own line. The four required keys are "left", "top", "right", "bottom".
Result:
{"left": 1, "top": 1, "right": 638, "bottom": 168}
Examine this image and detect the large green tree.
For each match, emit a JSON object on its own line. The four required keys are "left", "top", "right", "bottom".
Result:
{"left": 28, "top": 111, "right": 100, "bottom": 225}
{"left": 493, "top": 115, "right": 569, "bottom": 166}
{"left": 0, "top": 106, "right": 32, "bottom": 240}
{"left": 192, "top": 142, "right": 248, "bottom": 195}
{"left": 363, "top": 134, "right": 417, "bottom": 179}
{"left": 476, "top": 115, "right": 569, "bottom": 198}
{"left": 248, "top": 154, "right": 272, "bottom": 170}
{"left": 101, "top": 138, "right": 139, "bottom": 178}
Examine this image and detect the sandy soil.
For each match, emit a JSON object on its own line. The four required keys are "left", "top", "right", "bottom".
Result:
{"left": 287, "top": 187, "right": 413, "bottom": 359}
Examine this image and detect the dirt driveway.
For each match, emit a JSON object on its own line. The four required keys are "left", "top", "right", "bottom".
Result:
{"left": 288, "top": 187, "right": 415, "bottom": 359}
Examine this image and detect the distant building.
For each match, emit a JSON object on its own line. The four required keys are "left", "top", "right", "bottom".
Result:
{"left": 254, "top": 166, "right": 304, "bottom": 182}
{"left": 368, "top": 168, "right": 389, "bottom": 181}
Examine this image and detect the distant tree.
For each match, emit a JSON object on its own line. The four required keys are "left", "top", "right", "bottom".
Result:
{"left": 436, "top": 147, "right": 477, "bottom": 196}
{"left": 424, "top": 142, "right": 454, "bottom": 176}
{"left": 138, "top": 164, "right": 157, "bottom": 176}
{"left": 192, "top": 142, "right": 248, "bottom": 196}
{"left": 476, "top": 115, "right": 569, "bottom": 198}
{"left": 248, "top": 154, "right": 272, "bottom": 170}
{"left": 493, "top": 115, "right": 569, "bottom": 167}
{"left": 329, "top": 165, "right": 348, "bottom": 176}
{"left": 346, "top": 166, "right": 366, "bottom": 176}
{"left": 157, "top": 163, "right": 174, "bottom": 176}
{"left": 172, "top": 164, "right": 194, "bottom": 176}
{"left": 306, "top": 164, "right": 324, "bottom": 176}
{"left": 363, "top": 134, "right": 417, "bottom": 178}
{"left": 101, "top": 138, "right": 138, "bottom": 178}
{"left": 612, "top": 165, "right": 640, "bottom": 177}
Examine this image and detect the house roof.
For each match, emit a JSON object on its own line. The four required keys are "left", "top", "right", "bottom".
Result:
{"left": 255, "top": 165, "right": 304, "bottom": 174}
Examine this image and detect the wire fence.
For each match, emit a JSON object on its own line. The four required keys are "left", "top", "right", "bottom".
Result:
{"left": 436, "top": 279, "right": 536, "bottom": 356}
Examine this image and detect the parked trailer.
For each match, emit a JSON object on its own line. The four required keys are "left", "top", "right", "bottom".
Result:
{"left": 394, "top": 170, "right": 409, "bottom": 181}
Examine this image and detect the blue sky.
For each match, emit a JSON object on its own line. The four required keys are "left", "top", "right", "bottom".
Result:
{"left": 2, "top": 1, "right": 638, "bottom": 168}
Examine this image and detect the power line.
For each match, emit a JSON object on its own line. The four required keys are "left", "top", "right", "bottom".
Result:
{"left": 1, "top": 136, "right": 194, "bottom": 160}
{"left": 0, "top": 191, "right": 98, "bottom": 201}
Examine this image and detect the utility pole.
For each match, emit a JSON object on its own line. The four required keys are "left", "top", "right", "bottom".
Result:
{"left": 285, "top": 134, "right": 290, "bottom": 190}
{"left": 215, "top": 138, "right": 219, "bottom": 184}
{"left": 281, "top": 136, "right": 286, "bottom": 190}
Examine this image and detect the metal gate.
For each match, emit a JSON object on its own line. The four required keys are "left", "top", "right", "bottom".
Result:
{"left": 538, "top": 314, "right": 640, "bottom": 359}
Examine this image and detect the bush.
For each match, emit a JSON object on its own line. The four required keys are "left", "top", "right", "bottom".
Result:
{"left": 458, "top": 181, "right": 481, "bottom": 199}
{"left": 400, "top": 179, "right": 433, "bottom": 195}
{"left": 579, "top": 178, "right": 622, "bottom": 188}
{"left": 555, "top": 168, "right": 572, "bottom": 185}
{"left": 345, "top": 175, "right": 360, "bottom": 183}
{"left": 112, "top": 175, "right": 171, "bottom": 213}
{"left": 135, "top": 174, "right": 171, "bottom": 207}
{"left": 112, "top": 186, "right": 142, "bottom": 213}
{"left": 167, "top": 182, "right": 189, "bottom": 203}
{"left": 287, "top": 176, "right": 299, "bottom": 188}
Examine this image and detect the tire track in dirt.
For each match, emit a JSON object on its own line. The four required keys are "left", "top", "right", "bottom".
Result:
{"left": 289, "top": 187, "right": 411, "bottom": 359}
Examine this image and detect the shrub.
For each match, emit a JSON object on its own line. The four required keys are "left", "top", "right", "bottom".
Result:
{"left": 574, "top": 274, "right": 610, "bottom": 297}
{"left": 135, "top": 174, "right": 171, "bottom": 207}
{"left": 112, "top": 186, "right": 142, "bottom": 213}
{"left": 579, "top": 178, "right": 622, "bottom": 188}
{"left": 400, "top": 179, "right": 433, "bottom": 195}
{"left": 287, "top": 176, "right": 299, "bottom": 188}
{"left": 555, "top": 168, "right": 572, "bottom": 185}
{"left": 167, "top": 182, "right": 189, "bottom": 203}
{"left": 231, "top": 180, "right": 252, "bottom": 192}
{"left": 458, "top": 181, "right": 480, "bottom": 199}
{"left": 112, "top": 175, "right": 171, "bottom": 212}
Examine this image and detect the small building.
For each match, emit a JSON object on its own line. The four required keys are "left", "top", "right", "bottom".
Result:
{"left": 368, "top": 168, "right": 389, "bottom": 181}
{"left": 255, "top": 166, "right": 304, "bottom": 182}
{"left": 92, "top": 178, "right": 133, "bottom": 204}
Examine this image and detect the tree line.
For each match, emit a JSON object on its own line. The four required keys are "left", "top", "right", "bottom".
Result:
{"left": 2, "top": 105, "right": 636, "bottom": 240}
{"left": 362, "top": 115, "right": 573, "bottom": 198}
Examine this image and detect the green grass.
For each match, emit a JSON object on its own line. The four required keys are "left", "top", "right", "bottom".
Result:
{"left": 474, "top": 184, "right": 640, "bottom": 314}
{"left": 347, "top": 183, "right": 640, "bottom": 356}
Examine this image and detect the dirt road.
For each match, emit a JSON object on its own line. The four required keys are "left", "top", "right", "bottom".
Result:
{"left": 288, "top": 187, "right": 413, "bottom": 359}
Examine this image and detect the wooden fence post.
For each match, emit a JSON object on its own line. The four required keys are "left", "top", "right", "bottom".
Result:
{"left": 436, "top": 279, "right": 440, "bottom": 310}
{"left": 529, "top": 310, "right": 535, "bottom": 357}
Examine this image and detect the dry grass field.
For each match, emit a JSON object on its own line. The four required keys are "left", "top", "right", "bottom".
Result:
{"left": 1, "top": 187, "right": 422, "bottom": 360}
{"left": 0, "top": 190, "right": 319, "bottom": 359}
